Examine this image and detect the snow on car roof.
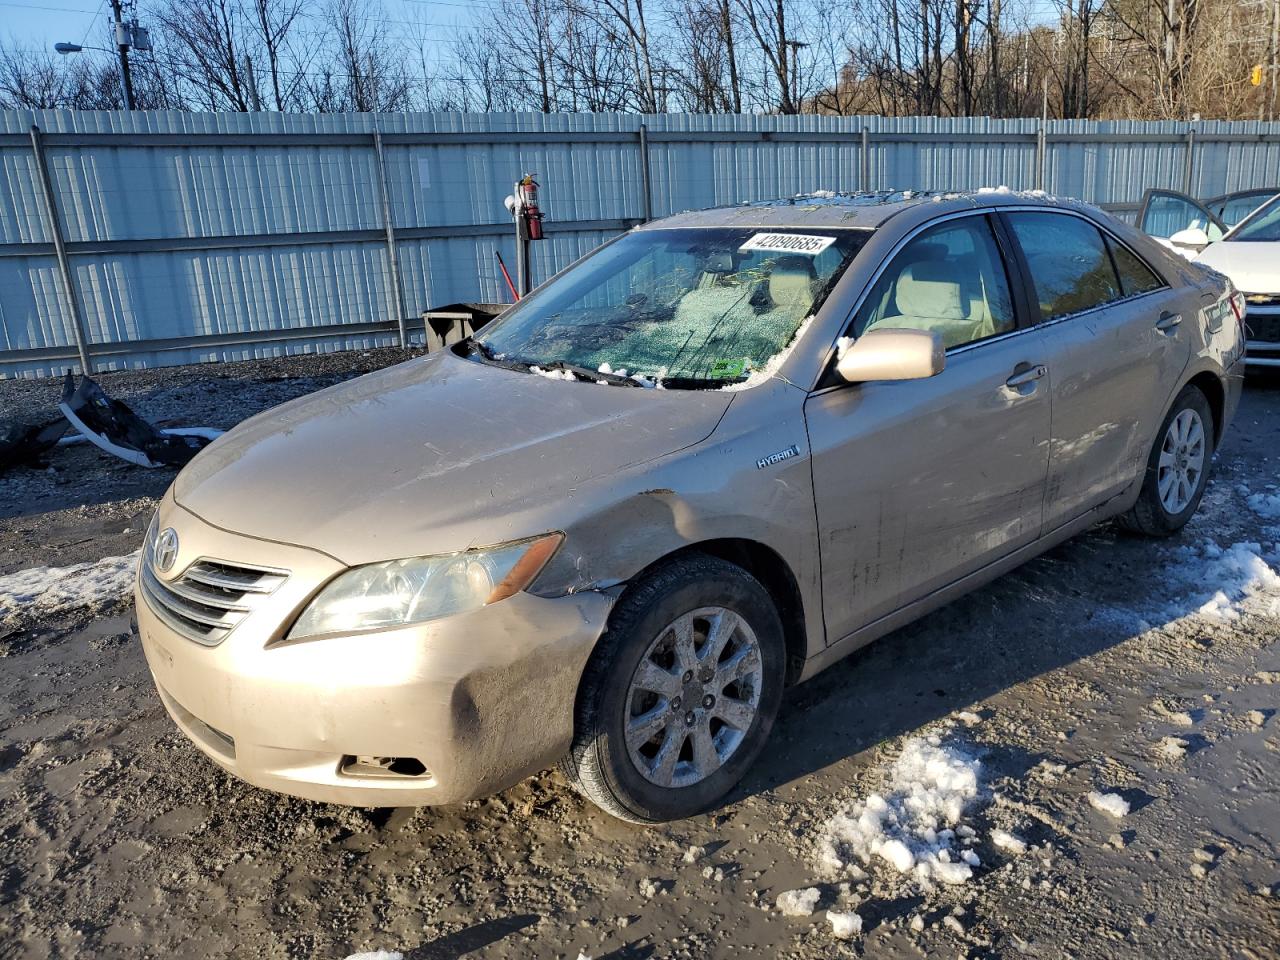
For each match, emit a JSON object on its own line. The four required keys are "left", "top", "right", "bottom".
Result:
{"left": 642, "top": 187, "right": 1064, "bottom": 232}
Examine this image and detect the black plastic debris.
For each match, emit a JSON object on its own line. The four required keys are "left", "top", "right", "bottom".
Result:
{"left": 0, "top": 416, "right": 68, "bottom": 474}
{"left": 60, "top": 373, "right": 212, "bottom": 468}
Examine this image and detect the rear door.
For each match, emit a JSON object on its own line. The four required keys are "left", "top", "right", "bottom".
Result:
{"left": 1002, "top": 210, "right": 1192, "bottom": 529}
{"left": 805, "top": 212, "right": 1054, "bottom": 642}
{"left": 1137, "top": 189, "right": 1226, "bottom": 254}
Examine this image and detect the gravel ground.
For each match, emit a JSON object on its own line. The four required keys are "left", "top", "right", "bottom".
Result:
{"left": 1, "top": 353, "right": 1278, "bottom": 960}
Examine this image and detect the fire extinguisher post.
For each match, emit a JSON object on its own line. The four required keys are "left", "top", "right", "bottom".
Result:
{"left": 510, "top": 174, "right": 545, "bottom": 298}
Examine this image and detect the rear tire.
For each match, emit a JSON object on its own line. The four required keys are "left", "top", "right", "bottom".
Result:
{"left": 1119, "top": 384, "right": 1215, "bottom": 537}
{"left": 560, "top": 553, "right": 785, "bottom": 823}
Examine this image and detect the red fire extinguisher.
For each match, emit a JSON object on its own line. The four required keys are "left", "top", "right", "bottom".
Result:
{"left": 518, "top": 174, "right": 544, "bottom": 240}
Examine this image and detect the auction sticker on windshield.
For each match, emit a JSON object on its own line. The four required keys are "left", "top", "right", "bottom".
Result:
{"left": 739, "top": 233, "right": 837, "bottom": 255}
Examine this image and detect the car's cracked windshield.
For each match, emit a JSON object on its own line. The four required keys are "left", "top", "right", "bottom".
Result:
{"left": 470, "top": 227, "right": 867, "bottom": 388}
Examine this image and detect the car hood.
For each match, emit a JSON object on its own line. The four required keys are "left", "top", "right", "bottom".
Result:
{"left": 1195, "top": 241, "right": 1280, "bottom": 294}
{"left": 173, "top": 350, "right": 733, "bottom": 566}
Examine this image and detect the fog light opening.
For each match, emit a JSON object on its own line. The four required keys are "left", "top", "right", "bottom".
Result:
{"left": 341, "top": 755, "right": 431, "bottom": 779}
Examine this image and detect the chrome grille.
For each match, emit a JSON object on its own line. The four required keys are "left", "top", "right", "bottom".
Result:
{"left": 141, "top": 545, "right": 287, "bottom": 646}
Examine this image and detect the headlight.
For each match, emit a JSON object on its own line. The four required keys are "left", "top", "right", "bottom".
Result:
{"left": 287, "top": 533, "right": 562, "bottom": 640}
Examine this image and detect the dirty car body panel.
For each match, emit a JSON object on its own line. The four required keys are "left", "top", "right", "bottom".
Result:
{"left": 137, "top": 191, "right": 1243, "bottom": 810}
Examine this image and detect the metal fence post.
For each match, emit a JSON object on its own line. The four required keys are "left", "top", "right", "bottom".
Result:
{"left": 29, "top": 125, "right": 93, "bottom": 374}
{"left": 1183, "top": 127, "right": 1196, "bottom": 195}
{"left": 1035, "top": 125, "right": 1047, "bottom": 191}
{"left": 860, "top": 126, "right": 870, "bottom": 191}
{"left": 638, "top": 123, "right": 653, "bottom": 221}
{"left": 372, "top": 128, "right": 408, "bottom": 349}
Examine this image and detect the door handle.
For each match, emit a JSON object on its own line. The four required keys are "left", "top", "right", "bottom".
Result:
{"left": 1005, "top": 364, "right": 1047, "bottom": 389}
{"left": 1155, "top": 311, "right": 1182, "bottom": 332}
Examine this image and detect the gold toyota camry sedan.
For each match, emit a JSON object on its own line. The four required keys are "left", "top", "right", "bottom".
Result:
{"left": 137, "top": 190, "right": 1246, "bottom": 822}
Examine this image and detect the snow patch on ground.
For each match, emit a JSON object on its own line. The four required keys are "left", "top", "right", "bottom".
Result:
{"left": 776, "top": 887, "right": 821, "bottom": 916}
{"left": 342, "top": 952, "right": 403, "bottom": 960}
{"left": 0, "top": 551, "right": 140, "bottom": 626}
{"left": 990, "top": 829, "right": 1027, "bottom": 855}
{"left": 1087, "top": 791, "right": 1130, "bottom": 818}
{"left": 1126, "top": 540, "right": 1280, "bottom": 626}
{"left": 1246, "top": 491, "right": 1280, "bottom": 519}
{"left": 827, "top": 909, "right": 863, "bottom": 939}
{"left": 817, "top": 736, "right": 983, "bottom": 885}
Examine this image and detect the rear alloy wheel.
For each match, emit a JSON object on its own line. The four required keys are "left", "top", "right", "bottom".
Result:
{"left": 1120, "top": 384, "right": 1215, "bottom": 536}
{"left": 1156, "top": 407, "right": 1207, "bottom": 515}
{"left": 560, "top": 554, "right": 785, "bottom": 823}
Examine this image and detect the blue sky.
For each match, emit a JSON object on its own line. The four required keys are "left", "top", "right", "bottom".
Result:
{"left": 0, "top": 0, "right": 483, "bottom": 60}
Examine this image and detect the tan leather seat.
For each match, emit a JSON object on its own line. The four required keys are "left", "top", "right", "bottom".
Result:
{"left": 867, "top": 261, "right": 982, "bottom": 348}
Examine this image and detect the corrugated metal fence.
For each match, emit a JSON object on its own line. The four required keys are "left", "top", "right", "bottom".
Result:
{"left": 2, "top": 110, "right": 1278, "bottom": 378}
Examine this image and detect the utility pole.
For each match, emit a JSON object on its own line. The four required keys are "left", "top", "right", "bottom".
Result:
{"left": 1270, "top": 0, "right": 1279, "bottom": 122}
{"left": 244, "top": 55, "right": 261, "bottom": 111}
{"left": 108, "top": 0, "right": 136, "bottom": 110}
{"left": 785, "top": 40, "right": 808, "bottom": 113}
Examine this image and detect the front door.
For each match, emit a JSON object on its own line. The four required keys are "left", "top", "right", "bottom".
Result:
{"left": 1137, "top": 189, "right": 1226, "bottom": 254}
{"left": 805, "top": 213, "right": 1053, "bottom": 643}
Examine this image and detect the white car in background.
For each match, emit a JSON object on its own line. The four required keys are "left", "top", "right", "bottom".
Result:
{"left": 1138, "top": 188, "right": 1280, "bottom": 369}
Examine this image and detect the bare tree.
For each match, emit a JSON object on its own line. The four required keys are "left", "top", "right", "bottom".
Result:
{"left": 248, "top": 0, "right": 307, "bottom": 109}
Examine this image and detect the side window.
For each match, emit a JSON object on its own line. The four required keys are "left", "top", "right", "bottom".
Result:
{"left": 1007, "top": 213, "right": 1121, "bottom": 321}
{"left": 854, "top": 216, "right": 1016, "bottom": 350}
{"left": 1106, "top": 236, "right": 1164, "bottom": 297}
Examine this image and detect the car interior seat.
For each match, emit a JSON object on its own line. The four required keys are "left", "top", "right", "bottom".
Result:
{"left": 874, "top": 261, "right": 977, "bottom": 347}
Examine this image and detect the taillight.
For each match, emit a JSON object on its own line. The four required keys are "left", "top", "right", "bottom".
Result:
{"left": 1229, "top": 290, "right": 1246, "bottom": 324}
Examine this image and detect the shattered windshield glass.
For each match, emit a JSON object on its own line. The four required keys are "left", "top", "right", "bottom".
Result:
{"left": 472, "top": 227, "right": 868, "bottom": 387}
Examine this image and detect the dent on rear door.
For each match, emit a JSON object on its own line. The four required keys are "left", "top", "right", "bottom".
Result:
{"left": 1041, "top": 289, "right": 1192, "bottom": 527}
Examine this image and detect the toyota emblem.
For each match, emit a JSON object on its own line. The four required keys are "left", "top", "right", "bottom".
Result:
{"left": 155, "top": 528, "right": 179, "bottom": 573}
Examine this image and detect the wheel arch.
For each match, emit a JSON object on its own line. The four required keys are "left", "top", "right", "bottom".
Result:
{"left": 626, "top": 539, "right": 810, "bottom": 686}
{"left": 1185, "top": 370, "right": 1225, "bottom": 449}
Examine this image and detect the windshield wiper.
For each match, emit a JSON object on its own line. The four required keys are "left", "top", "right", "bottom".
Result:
{"left": 536, "top": 359, "right": 641, "bottom": 387}
{"left": 464, "top": 338, "right": 531, "bottom": 374}
{"left": 464, "top": 340, "right": 640, "bottom": 387}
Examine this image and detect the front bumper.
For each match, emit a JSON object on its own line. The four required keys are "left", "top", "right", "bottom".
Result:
{"left": 136, "top": 499, "right": 614, "bottom": 807}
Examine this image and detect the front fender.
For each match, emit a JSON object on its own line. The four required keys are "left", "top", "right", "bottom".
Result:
{"left": 530, "top": 379, "right": 826, "bottom": 660}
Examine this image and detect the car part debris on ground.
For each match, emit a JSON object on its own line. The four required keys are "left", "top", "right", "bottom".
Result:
{"left": 0, "top": 416, "right": 67, "bottom": 473}
{"left": 0, "top": 375, "right": 222, "bottom": 476}
{"left": 59, "top": 373, "right": 220, "bottom": 468}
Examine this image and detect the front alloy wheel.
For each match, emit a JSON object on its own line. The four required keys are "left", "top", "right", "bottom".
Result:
{"left": 561, "top": 554, "right": 785, "bottom": 823}
{"left": 624, "top": 607, "right": 764, "bottom": 789}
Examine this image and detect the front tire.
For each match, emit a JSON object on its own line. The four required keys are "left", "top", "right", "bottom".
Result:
{"left": 560, "top": 553, "right": 786, "bottom": 823}
{"left": 1119, "top": 384, "right": 1215, "bottom": 537}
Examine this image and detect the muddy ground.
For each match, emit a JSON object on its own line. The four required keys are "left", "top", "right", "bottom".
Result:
{"left": 0, "top": 353, "right": 1277, "bottom": 960}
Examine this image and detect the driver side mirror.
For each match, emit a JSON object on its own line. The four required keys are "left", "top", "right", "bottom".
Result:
{"left": 836, "top": 328, "right": 945, "bottom": 383}
{"left": 1169, "top": 226, "right": 1211, "bottom": 250}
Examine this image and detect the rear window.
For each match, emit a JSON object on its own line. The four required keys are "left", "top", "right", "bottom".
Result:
{"left": 1007, "top": 212, "right": 1121, "bottom": 320}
